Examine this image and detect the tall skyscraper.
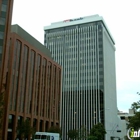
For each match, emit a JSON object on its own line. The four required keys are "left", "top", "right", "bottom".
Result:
{"left": 44, "top": 15, "right": 118, "bottom": 139}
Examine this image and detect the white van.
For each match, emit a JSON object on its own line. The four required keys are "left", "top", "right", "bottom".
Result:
{"left": 34, "top": 132, "right": 60, "bottom": 140}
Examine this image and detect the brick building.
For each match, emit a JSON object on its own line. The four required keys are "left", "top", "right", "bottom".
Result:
{"left": 0, "top": 0, "right": 14, "bottom": 87}
{"left": 3, "top": 24, "right": 62, "bottom": 140}
{"left": 0, "top": 0, "right": 14, "bottom": 139}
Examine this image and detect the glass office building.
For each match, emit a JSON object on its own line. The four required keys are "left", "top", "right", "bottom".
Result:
{"left": 44, "top": 15, "right": 118, "bottom": 139}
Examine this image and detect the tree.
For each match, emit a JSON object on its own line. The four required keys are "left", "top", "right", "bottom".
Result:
{"left": 0, "top": 83, "right": 6, "bottom": 140}
{"left": 124, "top": 135, "right": 129, "bottom": 140}
{"left": 78, "top": 125, "right": 89, "bottom": 139}
{"left": 0, "top": 84, "right": 6, "bottom": 128}
{"left": 48, "top": 125, "right": 61, "bottom": 139}
{"left": 67, "top": 129, "right": 78, "bottom": 140}
{"left": 131, "top": 92, "right": 140, "bottom": 113}
{"left": 16, "top": 119, "right": 35, "bottom": 139}
{"left": 87, "top": 135, "right": 98, "bottom": 140}
{"left": 127, "top": 93, "right": 140, "bottom": 130}
{"left": 131, "top": 101, "right": 140, "bottom": 113}
{"left": 48, "top": 125, "right": 61, "bottom": 134}
{"left": 89, "top": 123, "right": 106, "bottom": 140}
{"left": 127, "top": 112, "right": 140, "bottom": 130}
{"left": 0, "top": 91, "right": 4, "bottom": 129}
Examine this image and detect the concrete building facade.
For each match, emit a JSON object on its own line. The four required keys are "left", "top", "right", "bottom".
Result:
{"left": 44, "top": 15, "right": 118, "bottom": 139}
{"left": 3, "top": 24, "right": 62, "bottom": 140}
{"left": 117, "top": 109, "right": 135, "bottom": 140}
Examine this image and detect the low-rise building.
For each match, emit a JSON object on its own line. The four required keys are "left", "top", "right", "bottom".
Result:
{"left": 117, "top": 109, "right": 135, "bottom": 140}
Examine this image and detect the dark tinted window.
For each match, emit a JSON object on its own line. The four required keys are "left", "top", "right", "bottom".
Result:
{"left": 120, "top": 116, "right": 125, "bottom": 120}
{"left": 41, "top": 135, "right": 47, "bottom": 139}
{"left": 41, "top": 135, "right": 50, "bottom": 140}
{"left": 49, "top": 28, "right": 64, "bottom": 33}
{"left": 35, "top": 135, "right": 40, "bottom": 139}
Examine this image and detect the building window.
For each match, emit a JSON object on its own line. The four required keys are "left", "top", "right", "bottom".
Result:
{"left": 1, "top": 4, "right": 7, "bottom": 12}
{"left": 0, "top": 31, "right": 4, "bottom": 39}
{"left": 0, "top": 17, "right": 6, "bottom": 25}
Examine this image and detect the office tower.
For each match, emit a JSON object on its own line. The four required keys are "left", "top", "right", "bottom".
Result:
{"left": 44, "top": 15, "right": 118, "bottom": 139}
{"left": 0, "top": 0, "right": 14, "bottom": 86}
{"left": 3, "top": 24, "right": 62, "bottom": 140}
{"left": 0, "top": 0, "right": 14, "bottom": 139}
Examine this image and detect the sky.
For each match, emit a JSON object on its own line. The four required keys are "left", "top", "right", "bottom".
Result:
{"left": 11, "top": 0, "right": 140, "bottom": 112}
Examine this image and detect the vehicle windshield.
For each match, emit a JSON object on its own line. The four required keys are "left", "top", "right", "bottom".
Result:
{"left": 34, "top": 135, "right": 40, "bottom": 139}
{"left": 34, "top": 134, "right": 50, "bottom": 140}
{"left": 42, "top": 135, "right": 50, "bottom": 140}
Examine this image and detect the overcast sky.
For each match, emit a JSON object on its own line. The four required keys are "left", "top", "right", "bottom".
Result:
{"left": 12, "top": 0, "right": 140, "bottom": 112}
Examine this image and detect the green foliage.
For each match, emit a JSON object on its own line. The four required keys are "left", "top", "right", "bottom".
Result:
{"left": 0, "top": 92, "right": 4, "bottom": 129}
{"left": 77, "top": 125, "right": 89, "bottom": 139}
{"left": 67, "top": 129, "right": 78, "bottom": 140}
{"left": 125, "top": 93, "right": 140, "bottom": 140}
{"left": 134, "top": 138, "right": 140, "bottom": 140}
{"left": 87, "top": 135, "right": 98, "bottom": 140}
{"left": 16, "top": 119, "right": 35, "bottom": 139}
{"left": 128, "top": 94, "right": 140, "bottom": 130}
{"left": 89, "top": 123, "right": 106, "bottom": 140}
{"left": 124, "top": 135, "right": 129, "bottom": 140}
{"left": 67, "top": 124, "right": 106, "bottom": 140}
{"left": 131, "top": 101, "right": 140, "bottom": 113}
{"left": 48, "top": 125, "right": 61, "bottom": 134}
{"left": 127, "top": 112, "right": 140, "bottom": 130}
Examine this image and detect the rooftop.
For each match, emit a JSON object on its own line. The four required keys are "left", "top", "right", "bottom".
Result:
{"left": 44, "top": 14, "right": 115, "bottom": 44}
{"left": 11, "top": 24, "right": 52, "bottom": 59}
